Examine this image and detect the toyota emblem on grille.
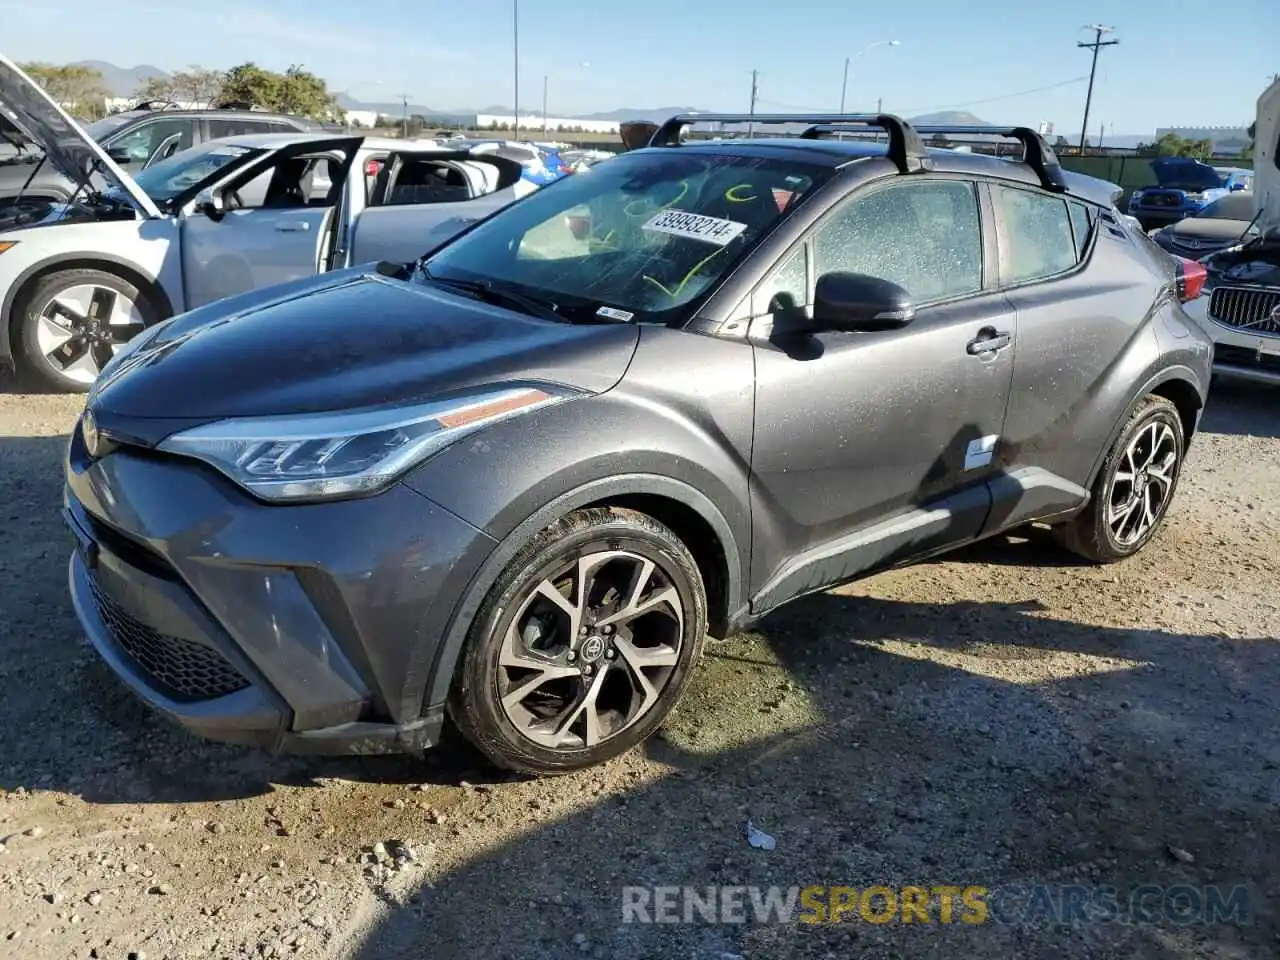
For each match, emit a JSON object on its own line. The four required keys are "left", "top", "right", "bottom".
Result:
{"left": 82, "top": 409, "right": 99, "bottom": 458}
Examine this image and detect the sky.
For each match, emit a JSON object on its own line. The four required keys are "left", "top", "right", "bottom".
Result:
{"left": 1, "top": 0, "right": 1274, "bottom": 134}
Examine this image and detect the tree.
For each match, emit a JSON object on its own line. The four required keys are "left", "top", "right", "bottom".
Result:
{"left": 217, "top": 62, "right": 282, "bottom": 109}
{"left": 1053, "top": 135, "right": 1071, "bottom": 150}
{"left": 133, "top": 67, "right": 223, "bottom": 106}
{"left": 276, "top": 64, "right": 339, "bottom": 120}
{"left": 928, "top": 132, "right": 951, "bottom": 148}
{"left": 20, "top": 62, "right": 108, "bottom": 118}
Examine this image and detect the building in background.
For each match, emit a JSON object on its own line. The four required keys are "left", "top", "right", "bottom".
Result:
{"left": 474, "top": 114, "right": 620, "bottom": 134}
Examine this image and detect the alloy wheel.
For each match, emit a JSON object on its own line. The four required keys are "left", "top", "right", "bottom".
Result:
{"left": 497, "top": 549, "right": 685, "bottom": 751}
{"left": 1107, "top": 420, "right": 1179, "bottom": 547}
{"left": 35, "top": 284, "right": 147, "bottom": 385}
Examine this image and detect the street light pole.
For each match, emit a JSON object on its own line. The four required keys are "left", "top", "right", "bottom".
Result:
{"left": 839, "top": 39, "right": 900, "bottom": 114}
{"left": 1077, "top": 25, "right": 1118, "bottom": 154}
{"left": 542, "top": 74, "right": 548, "bottom": 136}
{"left": 513, "top": 0, "right": 520, "bottom": 140}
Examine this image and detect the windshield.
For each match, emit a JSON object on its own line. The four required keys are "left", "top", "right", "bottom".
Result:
{"left": 422, "top": 151, "right": 830, "bottom": 322}
{"left": 129, "top": 142, "right": 263, "bottom": 205}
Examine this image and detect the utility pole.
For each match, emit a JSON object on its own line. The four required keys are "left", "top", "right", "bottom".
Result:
{"left": 542, "top": 74, "right": 549, "bottom": 136}
{"left": 397, "top": 93, "right": 409, "bottom": 137}
{"left": 512, "top": 0, "right": 520, "bottom": 140}
{"left": 839, "top": 58, "right": 850, "bottom": 114}
{"left": 747, "top": 69, "right": 758, "bottom": 137}
{"left": 1077, "top": 25, "right": 1118, "bottom": 155}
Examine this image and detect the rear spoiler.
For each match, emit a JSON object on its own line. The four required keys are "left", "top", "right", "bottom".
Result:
{"left": 909, "top": 125, "right": 1067, "bottom": 193}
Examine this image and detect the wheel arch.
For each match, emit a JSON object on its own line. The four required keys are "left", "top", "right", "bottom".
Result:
{"left": 2, "top": 253, "right": 175, "bottom": 364}
{"left": 419, "top": 473, "right": 747, "bottom": 715}
{"left": 1086, "top": 365, "right": 1205, "bottom": 490}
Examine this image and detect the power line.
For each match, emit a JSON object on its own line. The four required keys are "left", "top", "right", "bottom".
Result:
{"left": 754, "top": 76, "right": 1089, "bottom": 118}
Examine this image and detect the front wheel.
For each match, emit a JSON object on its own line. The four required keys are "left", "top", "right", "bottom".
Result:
{"left": 449, "top": 507, "right": 708, "bottom": 775}
{"left": 14, "top": 268, "right": 162, "bottom": 393}
{"left": 1056, "top": 395, "right": 1185, "bottom": 562}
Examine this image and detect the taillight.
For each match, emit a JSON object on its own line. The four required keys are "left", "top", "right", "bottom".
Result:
{"left": 365, "top": 159, "right": 382, "bottom": 177}
{"left": 1174, "top": 256, "right": 1207, "bottom": 302}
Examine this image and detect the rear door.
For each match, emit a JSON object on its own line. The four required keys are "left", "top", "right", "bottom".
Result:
{"left": 988, "top": 184, "right": 1151, "bottom": 524}
{"left": 180, "top": 138, "right": 360, "bottom": 308}
{"left": 346, "top": 150, "right": 533, "bottom": 264}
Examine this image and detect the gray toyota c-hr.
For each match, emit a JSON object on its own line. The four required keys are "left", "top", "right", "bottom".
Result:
{"left": 64, "top": 114, "right": 1212, "bottom": 776}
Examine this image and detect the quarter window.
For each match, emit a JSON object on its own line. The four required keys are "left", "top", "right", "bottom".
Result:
{"left": 1067, "top": 199, "right": 1096, "bottom": 260}
{"left": 812, "top": 180, "right": 984, "bottom": 304}
{"left": 994, "top": 186, "right": 1078, "bottom": 284}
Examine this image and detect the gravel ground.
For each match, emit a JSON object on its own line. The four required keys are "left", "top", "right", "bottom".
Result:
{"left": 1, "top": 372, "right": 1278, "bottom": 960}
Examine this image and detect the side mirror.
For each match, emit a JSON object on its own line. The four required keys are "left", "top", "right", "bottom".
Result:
{"left": 812, "top": 271, "right": 915, "bottom": 332}
{"left": 105, "top": 145, "right": 134, "bottom": 164}
{"left": 193, "top": 188, "right": 225, "bottom": 222}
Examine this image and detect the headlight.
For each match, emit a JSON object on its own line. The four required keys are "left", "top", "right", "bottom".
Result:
{"left": 157, "top": 384, "right": 579, "bottom": 502}
{"left": 1184, "top": 192, "right": 1205, "bottom": 203}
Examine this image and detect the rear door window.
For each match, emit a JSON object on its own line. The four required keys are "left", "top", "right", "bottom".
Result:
{"left": 994, "top": 186, "right": 1079, "bottom": 285}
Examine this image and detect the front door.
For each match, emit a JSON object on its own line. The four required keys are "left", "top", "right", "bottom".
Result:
{"left": 180, "top": 142, "right": 358, "bottom": 309}
{"left": 747, "top": 177, "right": 1016, "bottom": 613}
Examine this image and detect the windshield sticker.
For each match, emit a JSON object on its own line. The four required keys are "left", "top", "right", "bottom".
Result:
{"left": 596, "top": 306, "right": 635, "bottom": 322}
{"left": 642, "top": 209, "right": 748, "bottom": 247}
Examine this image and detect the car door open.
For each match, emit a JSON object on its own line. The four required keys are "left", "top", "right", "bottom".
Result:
{"left": 180, "top": 139, "right": 360, "bottom": 309}
{"left": 347, "top": 151, "right": 532, "bottom": 265}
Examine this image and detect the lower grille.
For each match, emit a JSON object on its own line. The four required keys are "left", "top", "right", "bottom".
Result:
{"left": 88, "top": 576, "right": 250, "bottom": 702}
{"left": 1142, "top": 192, "right": 1181, "bottom": 207}
{"left": 1214, "top": 343, "right": 1280, "bottom": 372}
{"left": 1208, "top": 285, "right": 1280, "bottom": 334}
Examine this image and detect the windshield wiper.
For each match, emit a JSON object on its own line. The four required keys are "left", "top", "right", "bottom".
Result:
{"left": 420, "top": 270, "right": 567, "bottom": 324}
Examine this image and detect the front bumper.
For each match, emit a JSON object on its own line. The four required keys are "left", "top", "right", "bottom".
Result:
{"left": 63, "top": 420, "right": 495, "bottom": 754}
{"left": 1184, "top": 296, "right": 1280, "bottom": 385}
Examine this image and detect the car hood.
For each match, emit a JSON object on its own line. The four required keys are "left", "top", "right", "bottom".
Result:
{"left": 1150, "top": 158, "right": 1224, "bottom": 192}
{"left": 88, "top": 268, "right": 640, "bottom": 438}
{"left": 1167, "top": 217, "right": 1257, "bottom": 241}
{"left": 0, "top": 55, "right": 160, "bottom": 218}
{"left": 1256, "top": 77, "right": 1280, "bottom": 232}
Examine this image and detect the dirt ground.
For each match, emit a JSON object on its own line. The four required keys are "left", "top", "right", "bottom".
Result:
{"left": 1, "top": 372, "right": 1277, "bottom": 960}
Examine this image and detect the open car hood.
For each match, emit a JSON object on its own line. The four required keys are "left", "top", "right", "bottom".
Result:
{"left": 0, "top": 54, "right": 160, "bottom": 219}
{"left": 1150, "top": 157, "right": 1224, "bottom": 191}
{"left": 1256, "top": 77, "right": 1280, "bottom": 233}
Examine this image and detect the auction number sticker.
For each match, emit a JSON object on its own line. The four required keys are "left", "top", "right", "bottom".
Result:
{"left": 642, "top": 209, "right": 747, "bottom": 246}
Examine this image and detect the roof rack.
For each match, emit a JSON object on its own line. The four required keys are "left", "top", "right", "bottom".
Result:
{"left": 647, "top": 113, "right": 932, "bottom": 175}
{"left": 910, "top": 125, "right": 1067, "bottom": 193}
{"left": 133, "top": 100, "right": 181, "bottom": 112}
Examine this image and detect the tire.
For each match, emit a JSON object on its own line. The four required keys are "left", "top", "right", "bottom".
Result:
{"left": 448, "top": 507, "right": 708, "bottom": 775}
{"left": 1056, "top": 395, "right": 1185, "bottom": 563}
{"left": 14, "top": 267, "right": 163, "bottom": 393}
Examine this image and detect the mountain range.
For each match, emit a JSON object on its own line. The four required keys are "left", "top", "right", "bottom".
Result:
{"left": 71, "top": 61, "right": 1148, "bottom": 145}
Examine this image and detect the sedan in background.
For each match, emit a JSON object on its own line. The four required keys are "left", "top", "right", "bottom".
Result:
{"left": 1149, "top": 192, "right": 1260, "bottom": 258}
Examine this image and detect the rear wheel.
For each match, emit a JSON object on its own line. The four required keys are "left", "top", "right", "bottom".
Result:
{"left": 14, "top": 268, "right": 162, "bottom": 393}
{"left": 1056, "top": 395, "right": 1185, "bottom": 562}
{"left": 449, "top": 507, "right": 707, "bottom": 775}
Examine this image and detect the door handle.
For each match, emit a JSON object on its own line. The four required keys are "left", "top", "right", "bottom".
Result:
{"left": 275, "top": 221, "right": 311, "bottom": 232}
{"left": 966, "top": 328, "right": 1012, "bottom": 356}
